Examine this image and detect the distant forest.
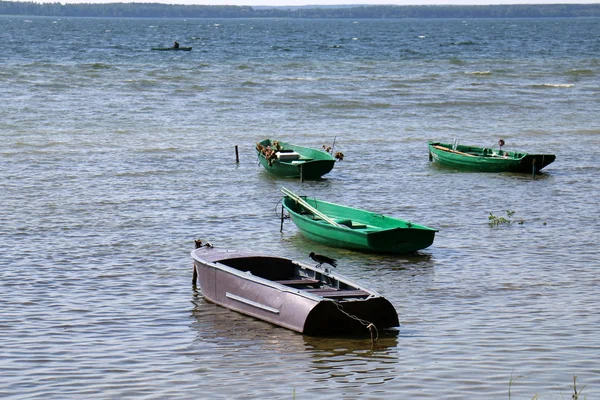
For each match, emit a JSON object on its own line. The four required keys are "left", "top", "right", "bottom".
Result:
{"left": 1, "top": 1, "right": 599, "bottom": 19}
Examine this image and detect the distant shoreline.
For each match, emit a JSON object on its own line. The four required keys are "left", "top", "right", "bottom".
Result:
{"left": 1, "top": 2, "right": 599, "bottom": 18}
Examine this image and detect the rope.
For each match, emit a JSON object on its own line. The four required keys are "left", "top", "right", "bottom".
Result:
{"left": 367, "top": 323, "right": 378, "bottom": 346}
{"left": 274, "top": 200, "right": 282, "bottom": 217}
{"left": 331, "top": 301, "right": 379, "bottom": 344}
{"left": 274, "top": 199, "right": 290, "bottom": 220}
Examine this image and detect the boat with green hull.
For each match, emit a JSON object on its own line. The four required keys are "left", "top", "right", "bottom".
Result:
{"left": 256, "top": 139, "right": 336, "bottom": 180}
{"left": 428, "top": 141, "right": 555, "bottom": 173}
{"left": 281, "top": 188, "right": 437, "bottom": 254}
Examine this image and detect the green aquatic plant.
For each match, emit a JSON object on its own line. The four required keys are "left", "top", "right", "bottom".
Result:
{"left": 508, "top": 372, "right": 521, "bottom": 399}
{"left": 488, "top": 210, "right": 516, "bottom": 227}
{"left": 572, "top": 375, "right": 585, "bottom": 400}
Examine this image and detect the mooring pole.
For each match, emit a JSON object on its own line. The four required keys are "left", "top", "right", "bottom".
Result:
{"left": 280, "top": 204, "right": 284, "bottom": 232}
{"left": 235, "top": 145, "right": 239, "bottom": 163}
{"left": 532, "top": 158, "right": 536, "bottom": 180}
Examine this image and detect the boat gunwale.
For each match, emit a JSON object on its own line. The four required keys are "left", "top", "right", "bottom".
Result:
{"left": 428, "top": 141, "right": 556, "bottom": 172}
{"left": 428, "top": 141, "right": 527, "bottom": 160}
{"left": 151, "top": 47, "right": 193, "bottom": 51}
{"left": 256, "top": 139, "right": 336, "bottom": 162}
{"left": 190, "top": 249, "right": 380, "bottom": 301}
{"left": 282, "top": 195, "right": 438, "bottom": 233}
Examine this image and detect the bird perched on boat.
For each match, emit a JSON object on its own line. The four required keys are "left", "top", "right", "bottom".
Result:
{"left": 309, "top": 252, "right": 337, "bottom": 268}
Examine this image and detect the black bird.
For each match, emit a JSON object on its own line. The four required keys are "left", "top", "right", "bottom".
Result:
{"left": 309, "top": 252, "right": 337, "bottom": 268}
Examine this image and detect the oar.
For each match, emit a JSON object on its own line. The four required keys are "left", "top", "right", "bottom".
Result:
{"left": 281, "top": 187, "right": 347, "bottom": 229}
{"left": 432, "top": 145, "right": 477, "bottom": 157}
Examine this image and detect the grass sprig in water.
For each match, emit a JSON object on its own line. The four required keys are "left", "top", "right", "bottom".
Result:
{"left": 488, "top": 210, "right": 523, "bottom": 227}
{"left": 572, "top": 375, "right": 586, "bottom": 400}
{"left": 508, "top": 374, "right": 585, "bottom": 400}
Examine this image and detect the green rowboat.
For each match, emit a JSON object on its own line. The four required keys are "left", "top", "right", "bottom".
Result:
{"left": 151, "top": 47, "right": 192, "bottom": 51}
{"left": 256, "top": 139, "right": 336, "bottom": 180}
{"left": 428, "top": 141, "right": 555, "bottom": 173}
{"left": 281, "top": 188, "right": 437, "bottom": 254}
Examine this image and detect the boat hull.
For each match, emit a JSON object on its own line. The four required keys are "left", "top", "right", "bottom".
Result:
{"left": 428, "top": 141, "right": 555, "bottom": 173}
{"left": 191, "top": 247, "right": 399, "bottom": 336}
{"left": 282, "top": 196, "right": 437, "bottom": 253}
{"left": 151, "top": 47, "right": 192, "bottom": 51}
{"left": 256, "top": 139, "right": 336, "bottom": 179}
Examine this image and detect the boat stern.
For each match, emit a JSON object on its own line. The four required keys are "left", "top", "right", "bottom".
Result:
{"left": 521, "top": 154, "right": 556, "bottom": 172}
{"left": 303, "top": 297, "right": 399, "bottom": 336}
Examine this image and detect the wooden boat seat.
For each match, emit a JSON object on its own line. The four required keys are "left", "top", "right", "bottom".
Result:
{"left": 291, "top": 158, "right": 313, "bottom": 164}
{"left": 305, "top": 289, "right": 371, "bottom": 298}
{"left": 276, "top": 151, "right": 300, "bottom": 161}
{"left": 275, "top": 279, "right": 320, "bottom": 286}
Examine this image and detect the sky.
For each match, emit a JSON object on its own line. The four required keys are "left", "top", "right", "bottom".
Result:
{"left": 39, "top": 0, "right": 600, "bottom": 6}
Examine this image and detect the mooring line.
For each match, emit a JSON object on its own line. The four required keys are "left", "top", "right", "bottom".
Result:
{"left": 332, "top": 301, "right": 379, "bottom": 344}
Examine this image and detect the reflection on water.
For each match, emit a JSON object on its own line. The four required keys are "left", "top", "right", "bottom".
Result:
{"left": 305, "top": 334, "right": 400, "bottom": 386}
{"left": 190, "top": 289, "right": 399, "bottom": 351}
{"left": 190, "top": 289, "right": 401, "bottom": 390}
{"left": 190, "top": 289, "right": 306, "bottom": 351}
{"left": 304, "top": 330, "right": 399, "bottom": 355}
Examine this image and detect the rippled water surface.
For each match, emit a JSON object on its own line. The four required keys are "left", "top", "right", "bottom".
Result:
{"left": 1, "top": 16, "right": 599, "bottom": 399}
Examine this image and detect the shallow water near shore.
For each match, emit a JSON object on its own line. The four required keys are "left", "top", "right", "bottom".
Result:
{"left": 1, "top": 16, "right": 599, "bottom": 399}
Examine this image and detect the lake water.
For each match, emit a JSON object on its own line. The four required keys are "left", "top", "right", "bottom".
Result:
{"left": 1, "top": 15, "right": 599, "bottom": 399}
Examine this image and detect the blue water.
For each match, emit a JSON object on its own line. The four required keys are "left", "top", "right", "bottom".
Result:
{"left": 1, "top": 16, "right": 599, "bottom": 399}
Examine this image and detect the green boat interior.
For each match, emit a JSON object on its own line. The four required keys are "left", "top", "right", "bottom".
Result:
{"left": 275, "top": 149, "right": 314, "bottom": 163}
{"left": 334, "top": 219, "right": 368, "bottom": 229}
{"left": 435, "top": 143, "right": 526, "bottom": 158}
{"left": 299, "top": 210, "right": 374, "bottom": 230}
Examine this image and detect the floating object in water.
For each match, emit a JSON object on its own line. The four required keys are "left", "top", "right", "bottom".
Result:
{"left": 256, "top": 139, "right": 336, "bottom": 180}
{"left": 191, "top": 245, "right": 399, "bottom": 336}
{"left": 428, "top": 141, "right": 555, "bottom": 173}
{"left": 281, "top": 187, "right": 437, "bottom": 254}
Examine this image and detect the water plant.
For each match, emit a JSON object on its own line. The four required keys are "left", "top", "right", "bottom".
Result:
{"left": 508, "top": 374, "right": 585, "bottom": 399}
{"left": 488, "top": 210, "right": 516, "bottom": 227}
{"left": 508, "top": 372, "right": 521, "bottom": 399}
{"left": 572, "top": 375, "right": 585, "bottom": 400}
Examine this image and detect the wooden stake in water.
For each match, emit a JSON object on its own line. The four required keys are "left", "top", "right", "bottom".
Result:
{"left": 235, "top": 145, "right": 239, "bottom": 163}
{"left": 280, "top": 203, "right": 285, "bottom": 232}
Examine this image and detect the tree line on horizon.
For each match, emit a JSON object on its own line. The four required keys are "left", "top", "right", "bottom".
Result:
{"left": 0, "top": 1, "right": 599, "bottom": 19}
